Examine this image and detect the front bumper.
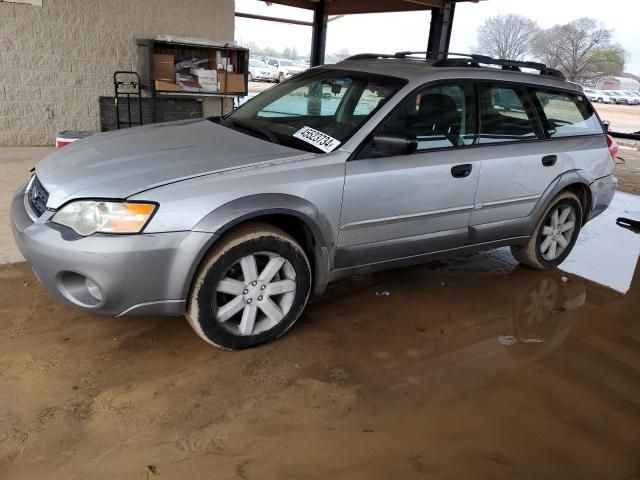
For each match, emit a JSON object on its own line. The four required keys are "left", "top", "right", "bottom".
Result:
{"left": 10, "top": 185, "right": 214, "bottom": 316}
{"left": 587, "top": 174, "right": 617, "bottom": 222}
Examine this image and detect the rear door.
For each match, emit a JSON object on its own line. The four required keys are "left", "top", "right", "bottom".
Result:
{"left": 532, "top": 87, "right": 609, "bottom": 180}
{"left": 470, "top": 82, "right": 560, "bottom": 227}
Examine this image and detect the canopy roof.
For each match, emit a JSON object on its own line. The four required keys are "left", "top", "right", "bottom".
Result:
{"left": 262, "top": 0, "right": 480, "bottom": 15}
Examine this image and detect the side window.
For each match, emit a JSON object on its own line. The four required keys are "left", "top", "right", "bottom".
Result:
{"left": 535, "top": 90, "right": 603, "bottom": 137}
{"left": 376, "top": 82, "right": 476, "bottom": 152}
{"left": 479, "top": 84, "right": 541, "bottom": 143}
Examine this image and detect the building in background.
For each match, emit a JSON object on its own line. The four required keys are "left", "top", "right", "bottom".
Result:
{"left": 0, "top": 0, "right": 234, "bottom": 146}
{"left": 597, "top": 76, "right": 640, "bottom": 91}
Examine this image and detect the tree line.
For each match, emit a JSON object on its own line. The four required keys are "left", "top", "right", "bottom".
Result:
{"left": 476, "top": 15, "right": 628, "bottom": 82}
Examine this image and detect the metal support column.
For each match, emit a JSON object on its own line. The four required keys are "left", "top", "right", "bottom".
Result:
{"left": 310, "top": 0, "right": 328, "bottom": 67}
{"left": 426, "top": 2, "right": 456, "bottom": 60}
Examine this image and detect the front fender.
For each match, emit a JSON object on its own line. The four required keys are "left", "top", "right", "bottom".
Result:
{"left": 192, "top": 193, "right": 336, "bottom": 297}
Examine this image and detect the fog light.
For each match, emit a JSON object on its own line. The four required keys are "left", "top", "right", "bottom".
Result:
{"left": 85, "top": 278, "right": 103, "bottom": 302}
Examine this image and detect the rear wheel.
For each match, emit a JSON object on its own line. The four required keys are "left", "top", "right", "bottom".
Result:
{"left": 187, "top": 223, "right": 311, "bottom": 349}
{"left": 511, "top": 192, "right": 582, "bottom": 270}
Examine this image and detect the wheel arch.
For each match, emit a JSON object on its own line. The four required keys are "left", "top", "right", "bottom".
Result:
{"left": 187, "top": 194, "right": 336, "bottom": 299}
{"left": 529, "top": 171, "right": 593, "bottom": 236}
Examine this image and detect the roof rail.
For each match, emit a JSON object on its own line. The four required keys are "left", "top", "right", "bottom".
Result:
{"left": 432, "top": 54, "right": 566, "bottom": 80}
{"left": 340, "top": 51, "right": 566, "bottom": 80}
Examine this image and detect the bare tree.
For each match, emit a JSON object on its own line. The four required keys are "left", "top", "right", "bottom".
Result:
{"left": 533, "top": 18, "right": 611, "bottom": 81}
{"left": 476, "top": 14, "right": 540, "bottom": 60}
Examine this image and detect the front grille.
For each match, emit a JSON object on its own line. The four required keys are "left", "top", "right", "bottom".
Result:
{"left": 28, "top": 176, "right": 49, "bottom": 217}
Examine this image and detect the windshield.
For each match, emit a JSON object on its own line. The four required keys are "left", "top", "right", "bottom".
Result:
{"left": 222, "top": 69, "right": 406, "bottom": 153}
{"left": 280, "top": 59, "right": 295, "bottom": 66}
{"left": 250, "top": 59, "right": 266, "bottom": 67}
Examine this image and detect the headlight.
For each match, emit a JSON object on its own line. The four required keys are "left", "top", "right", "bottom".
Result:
{"left": 52, "top": 200, "right": 157, "bottom": 236}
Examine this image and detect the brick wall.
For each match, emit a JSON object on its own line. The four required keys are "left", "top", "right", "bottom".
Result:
{"left": 0, "top": 0, "right": 234, "bottom": 146}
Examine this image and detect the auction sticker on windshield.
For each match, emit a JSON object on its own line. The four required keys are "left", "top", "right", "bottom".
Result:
{"left": 293, "top": 126, "right": 341, "bottom": 153}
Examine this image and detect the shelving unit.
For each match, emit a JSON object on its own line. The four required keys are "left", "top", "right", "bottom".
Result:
{"left": 136, "top": 36, "right": 249, "bottom": 119}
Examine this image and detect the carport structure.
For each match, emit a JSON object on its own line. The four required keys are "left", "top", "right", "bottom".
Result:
{"left": 236, "top": 0, "right": 482, "bottom": 66}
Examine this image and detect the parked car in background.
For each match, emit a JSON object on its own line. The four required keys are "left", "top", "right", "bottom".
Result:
{"left": 11, "top": 52, "right": 617, "bottom": 350}
{"left": 265, "top": 58, "right": 306, "bottom": 82}
{"left": 583, "top": 88, "right": 598, "bottom": 102}
{"left": 627, "top": 91, "right": 640, "bottom": 104}
{"left": 248, "top": 58, "right": 274, "bottom": 82}
{"left": 584, "top": 88, "right": 614, "bottom": 104}
{"left": 593, "top": 90, "right": 613, "bottom": 104}
{"left": 607, "top": 90, "right": 638, "bottom": 105}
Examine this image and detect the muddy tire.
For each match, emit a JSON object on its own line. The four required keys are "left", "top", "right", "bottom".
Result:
{"left": 511, "top": 191, "right": 582, "bottom": 270}
{"left": 186, "top": 223, "right": 311, "bottom": 350}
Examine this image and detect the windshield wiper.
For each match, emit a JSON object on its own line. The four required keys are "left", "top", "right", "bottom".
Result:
{"left": 227, "top": 119, "right": 280, "bottom": 145}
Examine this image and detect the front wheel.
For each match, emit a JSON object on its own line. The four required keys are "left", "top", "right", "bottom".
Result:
{"left": 511, "top": 192, "right": 582, "bottom": 270}
{"left": 278, "top": 72, "right": 285, "bottom": 83}
{"left": 187, "top": 223, "right": 311, "bottom": 349}
{"left": 248, "top": 72, "right": 253, "bottom": 82}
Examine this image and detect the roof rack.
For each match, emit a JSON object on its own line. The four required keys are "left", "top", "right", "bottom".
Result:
{"left": 341, "top": 51, "right": 566, "bottom": 81}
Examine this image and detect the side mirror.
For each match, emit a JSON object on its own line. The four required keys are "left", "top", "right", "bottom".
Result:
{"left": 372, "top": 133, "right": 417, "bottom": 156}
{"left": 602, "top": 120, "right": 610, "bottom": 133}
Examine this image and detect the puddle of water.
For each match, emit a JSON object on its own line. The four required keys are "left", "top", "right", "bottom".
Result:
{"left": 560, "top": 191, "right": 640, "bottom": 293}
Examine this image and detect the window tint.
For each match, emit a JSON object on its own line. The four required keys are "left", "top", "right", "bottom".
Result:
{"left": 256, "top": 76, "right": 398, "bottom": 119}
{"left": 479, "top": 84, "right": 540, "bottom": 143}
{"left": 376, "top": 82, "right": 476, "bottom": 151}
{"left": 535, "top": 91, "right": 603, "bottom": 137}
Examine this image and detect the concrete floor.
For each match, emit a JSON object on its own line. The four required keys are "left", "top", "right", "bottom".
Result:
{"left": 1, "top": 146, "right": 640, "bottom": 478}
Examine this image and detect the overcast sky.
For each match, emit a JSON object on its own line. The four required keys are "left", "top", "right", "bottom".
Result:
{"left": 235, "top": 0, "right": 640, "bottom": 74}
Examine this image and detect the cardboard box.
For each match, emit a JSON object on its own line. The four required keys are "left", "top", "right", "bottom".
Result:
{"left": 154, "top": 54, "right": 175, "bottom": 81}
{"left": 218, "top": 72, "right": 245, "bottom": 93}
{"left": 154, "top": 79, "right": 181, "bottom": 92}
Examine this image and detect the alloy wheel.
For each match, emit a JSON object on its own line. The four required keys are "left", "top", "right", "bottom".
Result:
{"left": 213, "top": 252, "right": 297, "bottom": 336}
{"left": 539, "top": 204, "right": 577, "bottom": 261}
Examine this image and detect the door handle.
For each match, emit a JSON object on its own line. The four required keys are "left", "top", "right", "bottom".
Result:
{"left": 542, "top": 154, "right": 557, "bottom": 167}
{"left": 451, "top": 163, "right": 473, "bottom": 178}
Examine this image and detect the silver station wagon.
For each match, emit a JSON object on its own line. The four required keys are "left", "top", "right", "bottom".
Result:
{"left": 11, "top": 52, "right": 618, "bottom": 349}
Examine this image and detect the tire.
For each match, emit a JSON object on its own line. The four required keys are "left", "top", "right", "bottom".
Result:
{"left": 278, "top": 72, "right": 285, "bottom": 83}
{"left": 597, "top": 98, "right": 603, "bottom": 103}
{"left": 186, "top": 223, "right": 312, "bottom": 350}
{"left": 248, "top": 72, "right": 253, "bottom": 82}
{"left": 510, "top": 192, "right": 582, "bottom": 270}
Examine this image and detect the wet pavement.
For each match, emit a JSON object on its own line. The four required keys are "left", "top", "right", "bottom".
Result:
{"left": 1, "top": 243, "right": 639, "bottom": 478}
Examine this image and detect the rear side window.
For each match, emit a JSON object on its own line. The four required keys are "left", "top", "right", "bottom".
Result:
{"left": 534, "top": 90, "right": 603, "bottom": 137}
{"left": 479, "top": 84, "right": 541, "bottom": 144}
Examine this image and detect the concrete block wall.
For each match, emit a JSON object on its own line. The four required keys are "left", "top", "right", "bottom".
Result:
{"left": 0, "top": 0, "right": 234, "bottom": 146}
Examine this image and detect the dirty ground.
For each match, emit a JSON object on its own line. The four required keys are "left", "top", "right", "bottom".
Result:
{"left": 1, "top": 248, "right": 639, "bottom": 479}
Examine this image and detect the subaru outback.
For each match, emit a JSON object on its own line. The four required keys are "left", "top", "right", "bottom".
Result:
{"left": 11, "top": 53, "right": 618, "bottom": 349}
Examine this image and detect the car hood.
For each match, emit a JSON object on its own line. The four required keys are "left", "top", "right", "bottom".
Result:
{"left": 36, "top": 119, "right": 308, "bottom": 208}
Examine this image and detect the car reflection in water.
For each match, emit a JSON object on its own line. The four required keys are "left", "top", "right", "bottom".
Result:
{"left": 309, "top": 253, "right": 596, "bottom": 404}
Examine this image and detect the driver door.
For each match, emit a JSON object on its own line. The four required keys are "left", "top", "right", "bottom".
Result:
{"left": 337, "top": 82, "right": 481, "bottom": 268}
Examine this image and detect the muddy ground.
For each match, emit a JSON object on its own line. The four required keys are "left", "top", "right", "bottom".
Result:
{"left": 2, "top": 251, "right": 640, "bottom": 479}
